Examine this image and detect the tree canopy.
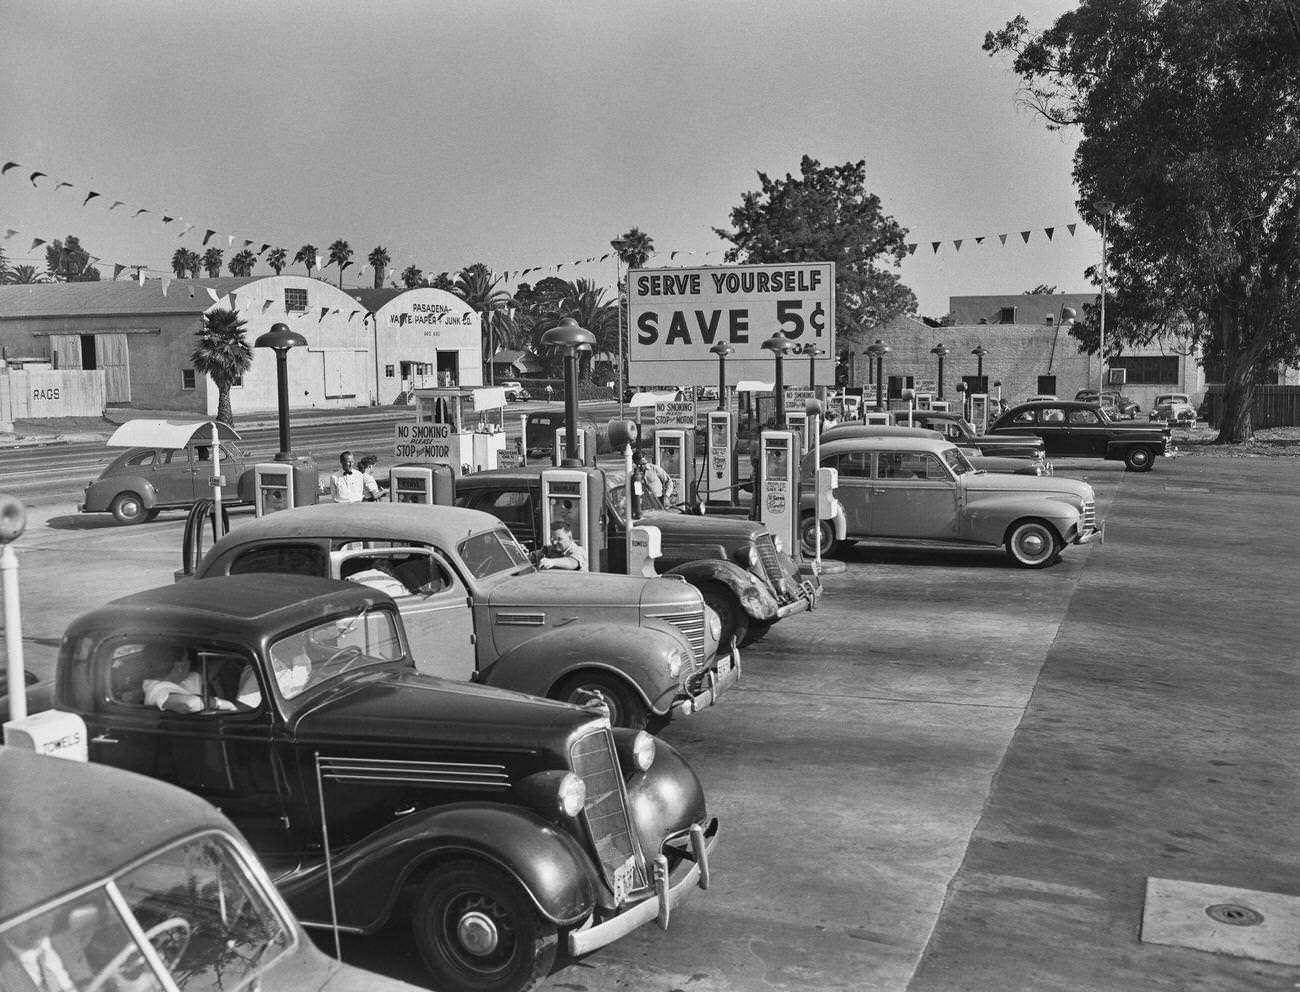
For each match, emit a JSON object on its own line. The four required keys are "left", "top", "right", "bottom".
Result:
{"left": 191, "top": 308, "right": 252, "bottom": 425}
{"left": 45, "top": 236, "right": 101, "bottom": 282}
{"left": 985, "top": 1, "right": 1300, "bottom": 440}
{"left": 713, "top": 156, "right": 916, "bottom": 334}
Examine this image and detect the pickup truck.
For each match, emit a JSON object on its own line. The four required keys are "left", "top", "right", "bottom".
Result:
{"left": 43, "top": 574, "right": 720, "bottom": 992}
{"left": 451, "top": 465, "right": 820, "bottom": 647}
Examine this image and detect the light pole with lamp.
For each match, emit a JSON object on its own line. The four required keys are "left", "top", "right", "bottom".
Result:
{"left": 1093, "top": 199, "right": 1115, "bottom": 397}
{"left": 761, "top": 335, "right": 794, "bottom": 427}
{"left": 801, "top": 343, "right": 824, "bottom": 389}
{"left": 541, "top": 317, "right": 596, "bottom": 463}
{"left": 972, "top": 344, "right": 989, "bottom": 394}
{"left": 709, "top": 342, "right": 733, "bottom": 411}
{"left": 865, "top": 340, "right": 889, "bottom": 410}
{"left": 930, "top": 342, "right": 949, "bottom": 399}
{"left": 956, "top": 380, "right": 968, "bottom": 420}
{"left": 610, "top": 238, "right": 630, "bottom": 418}
{"left": 255, "top": 323, "right": 308, "bottom": 461}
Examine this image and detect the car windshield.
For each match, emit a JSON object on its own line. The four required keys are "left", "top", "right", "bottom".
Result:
{"left": 267, "top": 607, "right": 405, "bottom": 700}
{"left": 457, "top": 527, "right": 532, "bottom": 579}
{"left": 606, "top": 471, "right": 669, "bottom": 519}
{"left": 942, "top": 447, "right": 977, "bottom": 475}
{"left": 0, "top": 831, "right": 293, "bottom": 992}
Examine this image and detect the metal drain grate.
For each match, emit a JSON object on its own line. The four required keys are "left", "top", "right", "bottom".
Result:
{"left": 1142, "top": 878, "right": 1300, "bottom": 965}
{"left": 1205, "top": 903, "right": 1265, "bottom": 927}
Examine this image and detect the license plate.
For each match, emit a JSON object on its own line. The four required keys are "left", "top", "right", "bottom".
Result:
{"left": 613, "top": 856, "right": 636, "bottom": 904}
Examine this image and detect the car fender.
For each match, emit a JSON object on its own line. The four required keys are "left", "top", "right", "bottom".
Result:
{"left": 620, "top": 731, "right": 709, "bottom": 856}
{"left": 480, "top": 623, "right": 684, "bottom": 715}
{"left": 1105, "top": 438, "right": 1162, "bottom": 460}
{"left": 797, "top": 491, "right": 848, "bottom": 542}
{"left": 278, "top": 802, "right": 598, "bottom": 931}
{"left": 83, "top": 474, "right": 158, "bottom": 512}
{"left": 664, "top": 559, "right": 779, "bottom": 621}
{"left": 962, "top": 495, "right": 1080, "bottom": 545}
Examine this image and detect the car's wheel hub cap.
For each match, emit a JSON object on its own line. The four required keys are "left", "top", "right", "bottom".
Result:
{"left": 457, "top": 910, "right": 500, "bottom": 956}
{"left": 1021, "top": 533, "right": 1046, "bottom": 555}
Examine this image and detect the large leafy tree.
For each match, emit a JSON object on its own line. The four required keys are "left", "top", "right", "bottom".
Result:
{"left": 191, "top": 308, "right": 253, "bottom": 426}
{"left": 202, "top": 247, "right": 224, "bottom": 278}
{"left": 327, "top": 239, "right": 353, "bottom": 287}
{"left": 266, "top": 247, "right": 288, "bottom": 275}
{"left": 369, "top": 246, "right": 392, "bottom": 289}
{"left": 613, "top": 227, "right": 654, "bottom": 269}
{"left": 452, "top": 263, "right": 515, "bottom": 383}
{"left": 985, "top": 2, "right": 1300, "bottom": 442}
{"left": 228, "top": 249, "right": 256, "bottom": 277}
{"left": 170, "top": 248, "right": 189, "bottom": 279}
{"left": 293, "top": 244, "right": 318, "bottom": 277}
{"left": 45, "top": 236, "right": 101, "bottom": 282}
{"left": 714, "top": 156, "right": 916, "bottom": 335}
{"left": 401, "top": 264, "right": 425, "bottom": 288}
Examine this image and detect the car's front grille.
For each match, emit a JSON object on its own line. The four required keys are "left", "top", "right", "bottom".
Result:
{"left": 647, "top": 608, "right": 706, "bottom": 672}
{"left": 570, "top": 728, "right": 647, "bottom": 898}
{"left": 1082, "top": 500, "right": 1096, "bottom": 530}
{"left": 755, "top": 534, "right": 800, "bottom": 603}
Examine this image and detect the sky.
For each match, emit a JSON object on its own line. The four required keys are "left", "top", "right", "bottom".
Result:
{"left": 1, "top": 0, "right": 1094, "bottom": 320}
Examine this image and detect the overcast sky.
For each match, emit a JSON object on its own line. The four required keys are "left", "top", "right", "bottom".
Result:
{"left": 2, "top": 0, "right": 1092, "bottom": 318}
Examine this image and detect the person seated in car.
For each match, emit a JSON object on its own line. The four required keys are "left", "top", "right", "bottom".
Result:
{"left": 535, "top": 522, "right": 588, "bottom": 571}
{"left": 141, "top": 644, "right": 236, "bottom": 713}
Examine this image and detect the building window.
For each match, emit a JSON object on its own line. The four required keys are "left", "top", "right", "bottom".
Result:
{"left": 385, "top": 365, "right": 395, "bottom": 378}
{"left": 284, "top": 288, "right": 308, "bottom": 312}
{"left": 232, "top": 373, "right": 243, "bottom": 388}
{"left": 1108, "top": 356, "right": 1179, "bottom": 385}
{"left": 998, "top": 306, "right": 1017, "bottom": 324}
{"left": 1037, "top": 375, "right": 1057, "bottom": 396}
{"left": 181, "top": 369, "right": 196, "bottom": 390}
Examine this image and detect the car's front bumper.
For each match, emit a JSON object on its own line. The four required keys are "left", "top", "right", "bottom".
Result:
{"left": 568, "top": 817, "right": 719, "bottom": 957}
{"left": 673, "top": 643, "right": 741, "bottom": 717}
{"left": 1075, "top": 523, "right": 1104, "bottom": 546}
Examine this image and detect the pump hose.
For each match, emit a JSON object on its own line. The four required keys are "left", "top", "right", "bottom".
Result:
{"left": 180, "top": 499, "right": 229, "bottom": 576}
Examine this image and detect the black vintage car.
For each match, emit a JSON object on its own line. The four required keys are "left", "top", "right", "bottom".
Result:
{"left": 885, "top": 410, "right": 1046, "bottom": 459}
{"left": 988, "top": 401, "right": 1172, "bottom": 471}
{"left": 50, "top": 575, "right": 719, "bottom": 992}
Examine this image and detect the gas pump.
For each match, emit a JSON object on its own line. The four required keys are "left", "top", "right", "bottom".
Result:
{"left": 785, "top": 411, "right": 809, "bottom": 454}
{"left": 704, "top": 410, "right": 735, "bottom": 506}
{"left": 389, "top": 463, "right": 455, "bottom": 505}
{"left": 254, "top": 463, "right": 295, "bottom": 516}
{"left": 653, "top": 429, "right": 694, "bottom": 506}
{"left": 758, "top": 430, "right": 800, "bottom": 555}
{"left": 539, "top": 468, "right": 602, "bottom": 569}
{"left": 554, "top": 426, "right": 597, "bottom": 466}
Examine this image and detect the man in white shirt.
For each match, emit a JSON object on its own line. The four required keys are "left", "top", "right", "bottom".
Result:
{"left": 330, "top": 450, "right": 379, "bottom": 503}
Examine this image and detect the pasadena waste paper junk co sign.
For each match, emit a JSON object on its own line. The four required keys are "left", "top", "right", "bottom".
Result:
{"left": 627, "top": 262, "right": 835, "bottom": 386}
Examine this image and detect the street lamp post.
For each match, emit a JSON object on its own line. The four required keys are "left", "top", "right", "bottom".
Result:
{"left": 930, "top": 342, "right": 949, "bottom": 399}
{"left": 972, "top": 344, "right": 988, "bottom": 394}
{"left": 761, "top": 335, "right": 794, "bottom": 427}
{"left": 254, "top": 323, "right": 308, "bottom": 460}
{"left": 865, "top": 340, "right": 889, "bottom": 410}
{"left": 1093, "top": 199, "right": 1115, "bottom": 396}
{"left": 801, "top": 343, "right": 824, "bottom": 389}
{"left": 610, "top": 238, "right": 630, "bottom": 418}
{"left": 541, "top": 317, "right": 596, "bottom": 463}
{"left": 709, "top": 343, "right": 733, "bottom": 411}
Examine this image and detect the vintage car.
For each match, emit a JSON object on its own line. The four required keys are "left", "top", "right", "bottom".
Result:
{"left": 81, "top": 419, "right": 257, "bottom": 524}
{"left": 988, "top": 401, "right": 1173, "bottom": 471}
{"left": 819, "top": 424, "right": 1053, "bottom": 476}
{"left": 1149, "top": 392, "right": 1197, "bottom": 425}
{"left": 1075, "top": 389, "right": 1140, "bottom": 419}
{"left": 501, "top": 380, "right": 532, "bottom": 402}
{"left": 799, "top": 434, "right": 1101, "bottom": 568}
{"left": 190, "top": 502, "right": 736, "bottom": 730}
{"left": 881, "top": 410, "right": 1047, "bottom": 459}
{"left": 0, "top": 747, "right": 418, "bottom": 992}
{"left": 451, "top": 465, "right": 819, "bottom": 647}
{"left": 46, "top": 576, "right": 718, "bottom": 992}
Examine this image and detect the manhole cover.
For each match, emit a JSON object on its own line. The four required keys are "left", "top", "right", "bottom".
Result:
{"left": 1206, "top": 903, "right": 1264, "bottom": 927}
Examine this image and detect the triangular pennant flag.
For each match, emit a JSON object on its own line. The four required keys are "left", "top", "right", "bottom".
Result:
{"left": 188, "top": 286, "right": 195, "bottom": 298}
{"left": 1, "top": 162, "right": 19, "bottom": 174}
{"left": 998, "top": 234, "right": 1008, "bottom": 245}
{"left": 108, "top": 200, "right": 125, "bottom": 211}
{"left": 399, "top": 313, "right": 410, "bottom": 326}
{"left": 207, "top": 288, "right": 220, "bottom": 303}
{"left": 112, "top": 264, "right": 126, "bottom": 280}
{"left": 229, "top": 292, "right": 238, "bottom": 311}
{"left": 600, "top": 253, "right": 610, "bottom": 261}
{"left": 1044, "top": 227, "right": 1055, "bottom": 241}
{"left": 931, "top": 242, "right": 941, "bottom": 254}
{"left": 3, "top": 228, "right": 17, "bottom": 240}
{"left": 975, "top": 236, "right": 985, "bottom": 245}
{"left": 243, "top": 239, "right": 252, "bottom": 248}
{"left": 30, "top": 238, "right": 45, "bottom": 251}
{"left": 132, "top": 208, "right": 149, "bottom": 217}
{"left": 954, "top": 240, "right": 963, "bottom": 252}
{"left": 349, "top": 310, "right": 359, "bottom": 321}
{"left": 181, "top": 224, "right": 194, "bottom": 237}
{"left": 262, "top": 300, "right": 273, "bottom": 311}
{"left": 907, "top": 243, "right": 917, "bottom": 255}
{"left": 319, "top": 306, "right": 329, "bottom": 320}
{"left": 1067, "top": 223, "right": 1077, "bottom": 236}
{"left": 228, "top": 235, "right": 235, "bottom": 248}
{"left": 203, "top": 230, "right": 215, "bottom": 245}
{"left": 162, "top": 215, "right": 174, "bottom": 224}
{"left": 54, "top": 181, "right": 73, "bottom": 191}
{"left": 670, "top": 251, "right": 679, "bottom": 260}
{"left": 258, "top": 244, "right": 270, "bottom": 256}
{"left": 82, "top": 191, "right": 100, "bottom": 206}
{"left": 140, "top": 270, "right": 148, "bottom": 288}
{"left": 29, "top": 171, "right": 46, "bottom": 186}
{"left": 558, "top": 263, "right": 565, "bottom": 270}
{"left": 1020, "top": 231, "right": 1031, "bottom": 243}
{"left": 161, "top": 276, "right": 171, "bottom": 296}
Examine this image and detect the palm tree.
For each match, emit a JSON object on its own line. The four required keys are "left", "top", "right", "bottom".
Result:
{"left": 401, "top": 264, "right": 424, "bottom": 288}
{"left": 527, "top": 279, "right": 618, "bottom": 379}
{"left": 452, "top": 263, "right": 514, "bottom": 384}
{"left": 185, "top": 250, "right": 202, "bottom": 278}
{"left": 613, "top": 227, "right": 655, "bottom": 270}
{"left": 328, "top": 239, "right": 353, "bottom": 288}
{"left": 293, "top": 244, "right": 318, "bottom": 277}
{"left": 267, "top": 247, "right": 288, "bottom": 275}
{"left": 170, "top": 248, "right": 189, "bottom": 278}
{"left": 429, "top": 272, "right": 455, "bottom": 291}
{"left": 191, "top": 308, "right": 253, "bottom": 426}
{"left": 8, "top": 264, "right": 45, "bottom": 284}
{"left": 202, "top": 248, "right": 224, "bottom": 277}
{"left": 369, "top": 246, "right": 392, "bottom": 289}
{"left": 228, "top": 249, "right": 256, "bottom": 277}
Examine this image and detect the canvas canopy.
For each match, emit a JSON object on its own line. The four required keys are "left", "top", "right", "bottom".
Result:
{"left": 106, "top": 419, "right": 242, "bottom": 449}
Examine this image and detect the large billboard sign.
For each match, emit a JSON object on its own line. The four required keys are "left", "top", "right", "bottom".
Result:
{"left": 627, "top": 262, "right": 835, "bottom": 386}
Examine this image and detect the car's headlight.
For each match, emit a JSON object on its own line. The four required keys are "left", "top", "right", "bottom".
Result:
{"left": 667, "top": 649, "right": 685, "bottom": 679}
{"left": 557, "top": 772, "right": 587, "bottom": 817}
{"left": 706, "top": 606, "right": 722, "bottom": 642}
{"left": 745, "top": 545, "right": 760, "bottom": 570}
{"left": 629, "top": 731, "right": 656, "bottom": 772}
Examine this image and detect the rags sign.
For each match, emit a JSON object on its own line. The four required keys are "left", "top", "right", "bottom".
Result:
{"left": 627, "top": 262, "right": 835, "bottom": 386}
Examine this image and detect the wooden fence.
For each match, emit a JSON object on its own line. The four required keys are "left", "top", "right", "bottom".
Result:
{"left": 1201, "top": 384, "right": 1300, "bottom": 428}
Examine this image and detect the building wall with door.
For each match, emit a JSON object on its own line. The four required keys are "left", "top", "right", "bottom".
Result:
{"left": 361, "top": 289, "right": 483, "bottom": 404}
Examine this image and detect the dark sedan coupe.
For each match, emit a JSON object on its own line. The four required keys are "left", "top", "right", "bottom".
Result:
{"left": 887, "top": 410, "right": 1045, "bottom": 459}
{"left": 988, "top": 401, "right": 1172, "bottom": 471}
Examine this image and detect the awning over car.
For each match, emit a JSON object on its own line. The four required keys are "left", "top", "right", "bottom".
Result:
{"left": 106, "top": 419, "right": 242, "bottom": 448}
{"left": 628, "top": 391, "right": 682, "bottom": 408}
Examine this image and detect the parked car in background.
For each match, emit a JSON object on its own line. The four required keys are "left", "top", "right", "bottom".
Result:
{"left": 502, "top": 380, "right": 532, "bottom": 402}
{"left": 46, "top": 575, "right": 719, "bottom": 992}
{"left": 0, "top": 748, "right": 418, "bottom": 992}
{"left": 1076, "top": 389, "right": 1140, "bottom": 419}
{"left": 1025, "top": 394, "right": 1058, "bottom": 404}
{"left": 885, "top": 410, "right": 1047, "bottom": 459}
{"left": 988, "top": 401, "right": 1172, "bottom": 471}
{"left": 81, "top": 419, "right": 256, "bottom": 524}
{"left": 1149, "top": 393, "right": 1197, "bottom": 425}
{"left": 799, "top": 434, "right": 1101, "bottom": 567}
{"left": 191, "top": 502, "right": 735, "bottom": 730}
{"left": 820, "top": 424, "right": 1053, "bottom": 476}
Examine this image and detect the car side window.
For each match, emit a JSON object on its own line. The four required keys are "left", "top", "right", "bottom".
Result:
{"left": 125, "top": 450, "right": 156, "bottom": 468}
{"left": 341, "top": 550, "right": 455, "bottom": 597}
{"left": 482, "top": 490, "right": 533, "bottom": 527}
{"left": 229, "top": 544, "right": 328, "bottom": 578}
{"left": 1042, "top": 408, "right": 1066, "bottom": 423}
{"left": 828, "top": 451, "right": 870, "bottom": 478}
{"left": 1010, "top": 410, "right": 1036, "bottom": 425}
{"left": 1068, "top": 409, "right": 1099, "bottom": 425}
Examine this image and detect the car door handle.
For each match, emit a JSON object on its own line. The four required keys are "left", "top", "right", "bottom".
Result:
{"left": 872, "top": 488, "right": 887, "bottom": 494}
{"left": 91, "top": 733, "right": 120, "bottom": 745}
